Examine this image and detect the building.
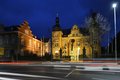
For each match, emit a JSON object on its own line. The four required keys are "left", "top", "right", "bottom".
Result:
{"left": 52, "top": 14, "right": 101, "bottom": 61}
{"left": 44, "top": 38, "right": 51, "bottom": 54}
{"left": 0, "top": 21, "right": 45, "bottom": 60}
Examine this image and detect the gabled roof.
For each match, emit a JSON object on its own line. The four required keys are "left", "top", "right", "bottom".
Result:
{"left": 62, "top": 28, "right": 71, "bottom": 37}
{"left": 62, "top": 27, "right": 89, "bottom": 37}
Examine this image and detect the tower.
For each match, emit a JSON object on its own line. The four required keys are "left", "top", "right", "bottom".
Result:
{"left": 52, "top": 14, "right": 63, "bottom": 60}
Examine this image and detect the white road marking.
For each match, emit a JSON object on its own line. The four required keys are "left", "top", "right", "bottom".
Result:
{"left": 53, "top": 65, "right": 71, "bottom": 68}
{"left": 0, "top": 77, "right": 20, "bottom": 80}
{"left": 0, "top": 72, "right": 62, "bottom": 80}
{"left": 76, "top": 66, "right": 102, "bottom": 70}
{"left": 65, "top": 69, "right": 75, "bottom": 77}
{"left": 54, "top": 68, "right": 70, "bottom": 70}
{"left": 85, "top": 67, "right": 102, "bottom": 70}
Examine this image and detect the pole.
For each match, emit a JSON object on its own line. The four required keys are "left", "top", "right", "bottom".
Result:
{"left": 107, "top": 32, "right": 110, "bottom": 54}
{"left": 51, "top": 38, "right": 53, "bottom": 61}
{"left": 113, "top": 7, "right": 117, "bottom": 63}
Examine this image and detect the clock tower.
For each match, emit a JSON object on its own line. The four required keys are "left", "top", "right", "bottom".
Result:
{"left": 52, "top": 14, "right": 63, "bottom": 60}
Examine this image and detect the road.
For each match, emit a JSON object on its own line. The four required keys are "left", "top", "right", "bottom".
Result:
{"left": 0, "top": 64, "right": 120, "bottom": 80}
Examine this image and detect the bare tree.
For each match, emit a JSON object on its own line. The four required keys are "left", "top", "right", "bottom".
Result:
{"left": 82, "top": 12, "right": 111, "bottom": 58}
{"left": 84, "top": 13, "right": 110, "bottom": 36}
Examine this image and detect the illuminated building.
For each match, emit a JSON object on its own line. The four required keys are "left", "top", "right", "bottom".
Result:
{"left": 0, "top": 21, "right": 46, "bottom": 59}
{"left": 52, "top": 15, "right": 101, "bottom": 61}
{"left": 44, "top": 38, "right": 51, "bottom": 54}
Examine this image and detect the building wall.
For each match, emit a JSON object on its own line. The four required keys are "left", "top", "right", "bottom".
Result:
{"left": 44, "top": 40, "right": 51, "bottom": 54}
{"left": 0, "top": 32, "right": 19, "bottom": 58}
{"left": 17, "top": 21, "right": 45, "bottom": 57}
{"left": 52, "top": 25, "right": 101, "bottom": 61}
{"left": 52, "top": 31, "right": 63, "bottom": 59}
{"left": 0, "top": 21, "right": 47, "bottom": 59}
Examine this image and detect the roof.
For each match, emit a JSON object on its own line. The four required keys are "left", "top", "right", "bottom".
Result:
{"left": 62, "top": 27, "right": 89, "bottom": 37}
{"left": 62, "top": 28, "right": 71, "bottom": 37}
{"left": 44, "top": 38, "right": 50, "bottom": 42}
{"left": 4, "top": 25, "right": 20, "bottom": 31}
{"left": 79, "top": 28, "right": 90, "bottom": 36}
{"left": 52, "top": 26, "right": 62, "bottom": 31}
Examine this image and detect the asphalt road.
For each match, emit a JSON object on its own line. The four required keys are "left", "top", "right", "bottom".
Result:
{"left": 0, "top": 65, "right": 120, "bottom": 80}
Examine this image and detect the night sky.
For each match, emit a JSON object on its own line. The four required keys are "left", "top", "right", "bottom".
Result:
{"left": 0, "top": 0, "right": 120, "bottom": 46}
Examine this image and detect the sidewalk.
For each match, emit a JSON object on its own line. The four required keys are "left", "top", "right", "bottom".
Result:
{"left": 40, "top": 61, "right": 120, "bottom": 72}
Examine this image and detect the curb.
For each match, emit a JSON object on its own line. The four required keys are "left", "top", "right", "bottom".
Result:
{"left": 35, "top": 64, "right": 120, "bottom": 72}
{"left": 76, "top": 66, "right": 120, "bottom": 72}
{"left": 53, "top": 65, "right": 110, "bottom": 70}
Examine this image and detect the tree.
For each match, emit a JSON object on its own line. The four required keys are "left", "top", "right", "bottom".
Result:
{"left": 82, "top": 12, "right": 111, "bottom": 58}
{"left": 84, "top": 12, "right": 110, "bottom": 36}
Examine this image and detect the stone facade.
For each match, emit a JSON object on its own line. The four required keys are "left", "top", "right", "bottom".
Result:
{"left": 0, "top": 21, "right": 46, "bottom": 59}
{"left": 52, "top": 16, "right": 101, "bottom": 61}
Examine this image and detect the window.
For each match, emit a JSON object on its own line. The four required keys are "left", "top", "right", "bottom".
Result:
{"left": 93, "top": 40, "right": 97, "bottom": 44}
{"left": 77, "top": 42, "right": 80, "bottom": 46}
{"left": 55, "top": 43, "right": 59, "bottom": 47}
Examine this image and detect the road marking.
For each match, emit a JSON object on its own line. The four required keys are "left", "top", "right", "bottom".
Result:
{"left": 0, "top": 72, "right": 63, "bottom": 80}
{"left": 0, "top": 77, "right": 20, "bottom": 80}
{"left": 54, "top": 68, "right": 70, "bottom": 70}
{"left": 76, "top": 66, "right": 120, "bottom": 72}
{"left": 92, "top": 78, "right": 107, "bottom": 80}
{"left": 65, "top": 69, "right": 75, "bottom": 77}
{"left": 53, "top": 65, "right": 71, "bottom": 68}
{"left": 76, "top": 66, "right": 102, "bottom": 70}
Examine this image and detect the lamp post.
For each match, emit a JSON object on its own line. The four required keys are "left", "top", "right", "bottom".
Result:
{"left": 112, "top": 3, "right": 117, "bottom": 63}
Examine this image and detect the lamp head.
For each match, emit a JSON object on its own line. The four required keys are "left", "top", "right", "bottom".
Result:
{"left": 112, "top": 3, "right": 117, "bottom": 8}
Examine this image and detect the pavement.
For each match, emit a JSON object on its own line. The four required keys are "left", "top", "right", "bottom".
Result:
{"left": 29, "top": 61, "right": 120, "bottom": 72}
{"left": 0, "top": 61, "right": 120, "bottom": 80}
{"left": 0, "top": 61, "right": 120, "bottom": 72}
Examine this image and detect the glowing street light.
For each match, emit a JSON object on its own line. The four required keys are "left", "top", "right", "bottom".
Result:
{"left": 112, "top": 3, "right": 117, "bottom": 8}
{"left": 112, "top": 3, "right": 117, "bottom": 63}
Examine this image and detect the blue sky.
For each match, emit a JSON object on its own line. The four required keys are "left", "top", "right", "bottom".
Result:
{"left": 0, "top": 0, "right": 120, "bottom": 46}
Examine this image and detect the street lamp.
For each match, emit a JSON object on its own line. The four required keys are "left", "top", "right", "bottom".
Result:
{"left": 112, "top": 3, "right": 117, "bottom": 63}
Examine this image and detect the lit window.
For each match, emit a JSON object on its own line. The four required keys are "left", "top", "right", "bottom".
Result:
{"left": 55, "top": 43, "right": 59, "bottom": 47}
